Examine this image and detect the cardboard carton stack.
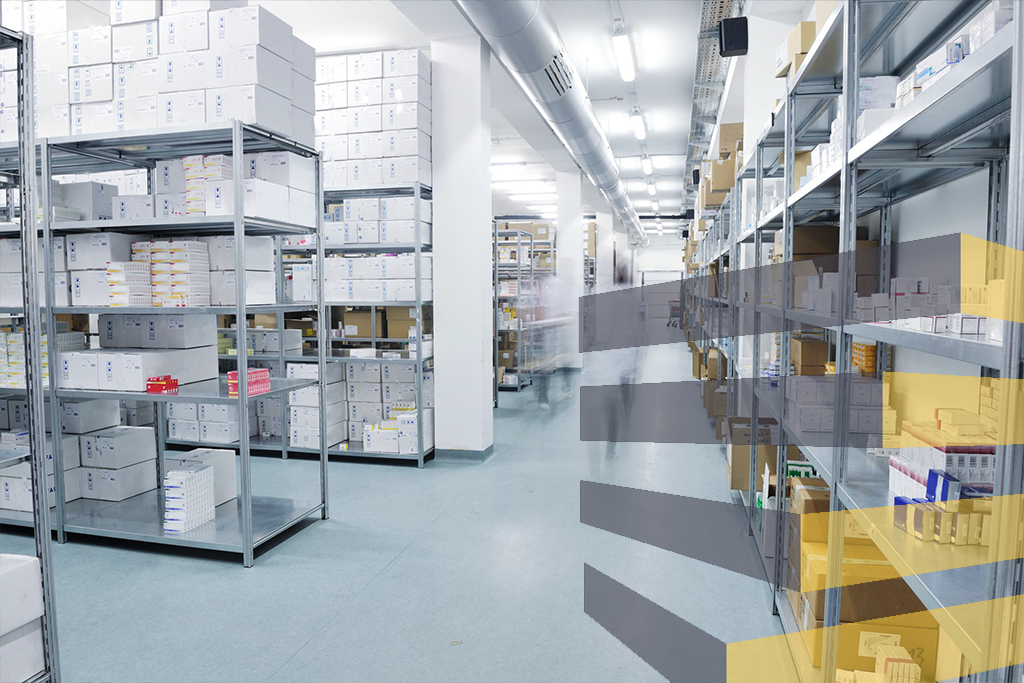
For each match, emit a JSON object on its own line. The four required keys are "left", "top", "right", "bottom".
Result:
{"left": 164, "top": 399, "right": 257, "bottom": 444}
{"left": 163, "top": 462, "right": 214, "bottom": 533}
{"left": 324, "top": 195, "right": 433, "bottom": 246}
{"left": 12, "top": 1, "right": 315, "bottom": 143}
{"left": 63, "top": 312, "right": 218, "bottom": 391}
{"left": 0, "top": 553, "right": 46, "bottom": 682}
{"left": 315, "top": 49, "right": 432, "bottom": 189}
{"left": 286, "top": 361, "right": 347, "bottom": 449}
{"left": 343, "top": 360, "right": 434, "bottom": 452}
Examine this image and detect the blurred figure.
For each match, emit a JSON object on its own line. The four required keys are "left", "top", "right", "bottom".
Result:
{"left": 535, "top": 274, "right": 573, "bottom": 409}
{"left": 604, "top": 263, "right": 647, "bottom": 450}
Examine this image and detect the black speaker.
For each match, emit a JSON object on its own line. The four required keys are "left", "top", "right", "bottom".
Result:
{"left": 692, "top": 169, "right": 700, "bottom": 186}
{"left": 683, "top": 209, "right": 695, "bottom": 220}
{"left": 718, "top": 17, "right": 748, "bottom": 57}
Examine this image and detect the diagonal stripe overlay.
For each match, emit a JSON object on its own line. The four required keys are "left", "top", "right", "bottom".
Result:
{"left": 584, "top": 564, "right": 728, "bottom": 682}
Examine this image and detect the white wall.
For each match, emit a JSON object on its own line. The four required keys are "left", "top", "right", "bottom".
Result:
{"left": 637, "top": 246, "right": 685, "bottom": 272}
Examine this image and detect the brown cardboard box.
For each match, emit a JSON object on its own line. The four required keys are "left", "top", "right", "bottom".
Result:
{"left": 498, "top": 350, "right": 516, "bottom": 368}
{"left": 340, "top": 310, "right": 385, "bottom": 339}
{"left": 386, "top": 306, "right": 432, "bottom": 339}
{"left": 815, "top": 0, "right": 839, "bottom": 31}
{"left": 702, "top": 180, "right": 728, "bottom": 207}
{"left": 497, "top": 366, "right": 505, "bottom": 384}
{"left": 793, "top": 150, "right": 812, "bottom": 189}
{"left": 726, "top": 418, "right": 779, "bottom": 490}
{"left": 710, "top": 386, "right": 727, "bottom": 417}
{"left": 775, "top": 21, "right": 816, "bottom": 77}
{"left": 284, "top": 318, "right": 315, "bottom": 336}
{"left": 790, "top": 478, "right": 831, "bottom": 543}
{"left": 798, "top": 593, "right": 938, "bottom": 678}
{"left": 776, "top": 226, "right": 840, "bottom": 254}
{"left": 716, "top": 417, "right": 728, "bottom": 440}
{"left": 706, "top": 348, "right": 720, "bottom": 379}
{"left": 709, "top": 156, "right": 736, "bottom": 192}
{"left": 691, "top": 346, "right": 702, "bottom": 379}
{"left": 718, "top": 122, "right": 743, "bottom": 159}
{"left": 791, "top": 338, "right": 829, "bottom": 366}
{"left": 793, "top": 364, "right": 827, "bottom": 376}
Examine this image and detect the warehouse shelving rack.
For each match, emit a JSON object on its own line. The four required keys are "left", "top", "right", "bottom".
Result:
{"left": 493, "top": 225, "right": 535, "bottom": 393}
{"left": 203, "top": 183, "right": 436, "bottom": 468}
{"left": 0, "top": 27, "right": 63, "bottom": 683}
{"left": 688, "top": 1, "right": 1024, "bottom": 681}
{"left": 20, "top": 121, "right": 330, "bottom": 568}
{"left": 321, "top": 182, "right": 434, "bottom": 467}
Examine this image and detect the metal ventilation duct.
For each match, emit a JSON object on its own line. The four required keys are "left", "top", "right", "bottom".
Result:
{"left": 456, "top": 0, "right": 649, "bottom": 248}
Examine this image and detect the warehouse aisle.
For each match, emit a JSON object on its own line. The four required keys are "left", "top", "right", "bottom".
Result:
{"left": 1, "top": 343, "right": 792, "bottom": 683}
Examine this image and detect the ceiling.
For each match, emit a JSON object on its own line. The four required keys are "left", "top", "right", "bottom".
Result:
{"left": 262, "top": 0, "right": 701, "bottom": 241}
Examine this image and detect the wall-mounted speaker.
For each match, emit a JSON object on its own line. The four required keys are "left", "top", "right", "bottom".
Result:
{"left": 692, "top": 169, "right": 700, "bottom": 186}
{"left": 719, "top": 17, "right": 748, "bottom": 57}
{"left": 683, "top": 209, "right": 695, "bottom": 220}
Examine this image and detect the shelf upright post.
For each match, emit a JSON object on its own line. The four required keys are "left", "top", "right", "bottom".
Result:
{"left": 493, "top": 221, "right": 499, "bottom": 407}
{"left": 987, "top": 2, "right": 1024, "bottom": 679}
{"left": 414, "top": 182, "right": 425, "bottom": 468}
{"left": 527, "top": 232, "right": 535, "bottom": 388}
{"left": 315, "top": 155, "right": 329, "bottom": 513}
{"left": 19, "top": 31, "right": 62, "bottom": 682}
{"left": 822, "top": 0, "right": 859, "bottom": 679}
{"left": 275, "top": 236, "right": 289, "bottom": 460}
{"left": 231, "top": 121, "right": 254, "bottom": 567}
{"left": 39, "top": 136, "right": 68, "bottom": 546}
{"left": 748, "top": 141, "right": 765, "bottom": 532}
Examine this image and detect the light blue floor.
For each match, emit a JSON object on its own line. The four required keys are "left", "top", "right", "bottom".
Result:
{"left": 2, "top": 343, "right": 791, "bottom": 683}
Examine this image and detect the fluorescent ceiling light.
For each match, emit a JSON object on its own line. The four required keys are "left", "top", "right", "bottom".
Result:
{"left": 492, "top": 181, "right": 554, "bottom": 193}
{"left": 509, "top": 193, "right": 557, "bottom": 202}
{"left": 612, "top": 32, "right": 636, "bottom": 83}
{"left": 647, "top": 182, "right": 656, "bottom": 196}
{"left": 641, "top": 155, "right": 653, "bottom": 175}
{"left": 540, "top": 212, "right": 557, "bottom": 219}
{"left": 528, "top": 205, "right": 557, "bottom": 212}
{"left": 651, "top": 200, "right": 660, "bottom": 212}
{"left": 631, "top": 111, "right": 647, "bottom": 141}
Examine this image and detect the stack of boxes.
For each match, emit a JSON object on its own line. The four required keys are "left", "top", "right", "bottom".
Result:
{"left": 323, "top": 253, "right": 433, "bottom": 303}
{"left": 774, "top": 21, "right": 814, "bottom": 79}
{"left": 14, "top": 1, "right": 315, "bottom": 143}
{"left": 163, "top": 463, "right": 214, "bottom": 533}
{"left": 348, "top": 360, "right": 434, "bottom": 453}
{"left": 324, "top": 195, "right": 433, "bottom": 246}
{"left": 851, "top": 341, "right": 877, "bottom": 374}
{"left": 315, "top": 49, "right": 432, "bottom": 189}
{"left": 286, "top": 362, "right": 346, "bottom": 448}
{"left": 203, "top": 235, "right": 276, "bottom": 306}
{"left": 62, "top": 312, "right": 218, "bottom": 391}
{"left": 0, "top": 237, "right": 70, "bottom": 308}
{"left": 148, "top": 239, "right": 210, "bottom": 306}
{"left": 0, "top": 553, "right": 46, "bottom": 682}
{"left": 165, "top": 399, "right": 257, "bottom": 444}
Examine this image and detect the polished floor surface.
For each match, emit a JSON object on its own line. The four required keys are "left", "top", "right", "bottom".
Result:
{"left": 2, "top": 343, "right": 792, "bottom": 682}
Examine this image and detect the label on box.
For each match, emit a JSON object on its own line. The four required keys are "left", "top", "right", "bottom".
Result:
{"left": 858, "top": 631, "right": 901, "bottom": 658}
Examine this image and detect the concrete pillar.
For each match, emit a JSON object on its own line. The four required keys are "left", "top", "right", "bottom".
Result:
{"left": 556, "top": 171, "right": 583, "bottom": 369}
{"left": 596, "top": 211, "right": 614, "bottom": 293}
{"left": 431, "top": 36, "right": 493, "bottom": 455}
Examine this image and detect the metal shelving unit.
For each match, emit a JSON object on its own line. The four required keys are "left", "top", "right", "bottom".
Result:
{"left": 26, "top": 122, "right": 329, "bottom": 568}
{"left": 0, "top": 25, "right": 63, "bottom": 683}
{"left": 493, "top": 225, "right": 535, "bottom": 394}
{"left": 311, "top": 182, "right": 435, "bottom": 468}
{"left": 688, "top": 2, "right": 1024, "bottom": 680}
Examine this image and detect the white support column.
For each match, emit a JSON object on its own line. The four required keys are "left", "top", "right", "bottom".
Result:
{"left": 556, "top": 170, "right": 583, "bottom": 369}
{"left": 596, "top": 211, "right": 614, "bottom": 293}
{"left": 431, "top": 35, "right": 493, "bottom": 454}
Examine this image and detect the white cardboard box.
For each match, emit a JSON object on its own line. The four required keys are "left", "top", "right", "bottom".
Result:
{"left": 315, "top": 108, "right": 346, "bottom": 136}
{"left": 71, "top": 101, "right": 114, "bottom": 136}
{"left": 209, "top": 5, "right": 293, "bottom": 59}
{"left": 205, "top": 177, "right": 290, "bottom": 223}
{"left": 67, "top": 232, "right": 134, "bottom": 269}
{"left": 163, "top": 447, "right": 236, "bottom": 506}
{"left": 286, "top": 362, "right": 344, "bottom": 383}
{"left": 315, "top": 54, "right": 347, "bottom": 83}
{"left": 167, "top": 418, "right": 199, "bottom": 441}
{"left": 115, "top": 95, "right": 159, "bottom": 131}
{"left": 315, "top": 134, "right": 348, "bottom": 162}
{"left": 384, "top": 156, "right": 431, "bottom": 186}
{"left": 60, "top": 399, "right": 121, "bottom": 434}
{"left": 382, "top": 76, "right": 430, "bottom": 108}
{"left": 347, "top": 105, "right": 382, "bottom": 134}
{"left": 141, "top": 314, "right": 218, "bottom": 349}
{"left": 166, "top": 401, "right": 198, "bottom": 420}
{"left": 94, "top": 347, "right": 218, "bottom": 392}
{"left": 0, "top": 553, "right": 44, "bottom": 636}
{"left": 347, "top": 51, "right": 382, "bottom": 80}
{"left": 292, "top": 35, "right": 315, "bottom": 79}
{"left": 347, "top": 78, "right": 382, "bottom": 106}
{"left": 159, "top": 90, "right": 206, "bottom": 127}
{"left": 34, "top": 70, "right": 70, "bottom": 107}
{"left": 69, "top": 270, "right": 109, "bottom": 307}
{"left": 252, "top": 151, "right": 315, "bottom": 189}
{"left": 68, "top": 63, "right": 113, "bottom": 104}
{"left": 349, "top": 132, "right": 383, "bottom": 160}
{"left": 80, "top": 426, "right": 156, "bottom": 469}
{"left": 114, "top": 60, "right": 160, "bottom": 99}
{"left": 383, "top": 49, "right": 430, "bottom": 81}
{"left": 159, "top": 11, "right": 209, "bottom": 53}
{"left": 208, "top": 45, "right": 291, "bottom": 98}
{"left": 289, "top": 420, "right": 346, "bottom": 449}
{"left": 163, "top": 0, "right": 245, "bottom": 14}
{"left": 111, "top": 194, "right": 155, "bottom": 220}
{"left": 288, "top": 380, "right": 346, "bottom": 407}
{"left": 206, "top": 84, "right": 291, "bottom": 137}
{"left": 98, "top": 314, "right": 143, "bottom": 348}
{"left": 159, "top": 53, "right": 208, "bottom": 93}
{"left": 79, "top": 458, "right": 156, "bottom": 501}
{"left": 348, "top": 159, "right": 383, "bottom": 186}
{"left": 288, "top": 187, "right": 317, "bottom": 228}
{"left": 346, "top": 361, "right": 381, "bottom": 383}
{"left": 383, "top": 129, "right": 431, "bottom": 160}
{"left": 68, "top": 25, "right": 112, "bottom": 67}
{"left": 315, "top": 81, "right": 347, "bottom": 110}
{"left": 348, "top": 381, "right": 382, "bottom": 403}
{"left": 380, "top": 254, "right": 433, "bottom": 279}
{"left": 112, "top": 21, "right": 158, "bottom": 62}
{"left": 201, "top": 235, "right": 274, "bottom": 271}
{"left": 380, "top": 197, "right": 431, "bottom": 222}
{"left": 380, "top": 220, "right": 431, "bottom": 245}
{"left": 209, "top": 270, "right": 276, "bottom": 306}
{"left": 35, "top": 104, "right": 71, "bottom": 139}
{"left": 156, "top": 192, "right": 186, "bottom": 217}
{"left": 293, "top": 72, "right": 314, "bottom": 113}
{"left": 382, "top": 102, "right": 431, "bottom": 134}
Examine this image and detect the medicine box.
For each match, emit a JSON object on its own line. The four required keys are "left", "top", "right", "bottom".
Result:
{"left": 80, "top": 458, "right": 157, "bottom": 501}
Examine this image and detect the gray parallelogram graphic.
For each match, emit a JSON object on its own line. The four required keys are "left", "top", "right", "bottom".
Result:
{"left": 584, "top": 564, "right": 727, "bottom": 683}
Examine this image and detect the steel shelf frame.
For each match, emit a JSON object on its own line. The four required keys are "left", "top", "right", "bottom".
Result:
{"left": 314, "top": 182, "right": 433, "bottom": 468}
{"left": 493, "top": 225, "right": 535, "bottom": 394}
{"left": 0, "top": 25, "right": 63, "bottom": 683}
{"left": 33, "top": 122, "right": 329, "bottom": 568}
{"left": 688, "top": 1, "right": 1024, "bottom": 680}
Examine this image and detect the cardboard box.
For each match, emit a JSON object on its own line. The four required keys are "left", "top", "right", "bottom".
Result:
{"left": 80, "top": 426, "right": 156, "bottom": 469}
{"left": 775, "top": 22, "right": 816, "bottom": 77}
{"left": 140, "top": 314, "right": 217, "bottom": 349}
{"left": 208, "top": 45, "right": 291, "bottom": 98}
{"left": 201, "top": 235, "right": 274, "bottom": 272}
{"left": 210, "top": 270, "right": 276, "bottom": 306}
{"left": 209, "top": 5, "right": 293, "bottom": 60}
{"left": 158, "top": 89, "right": 206, "bottom": 127}
{"left": 206, "top": 85, "right": 291, "bottom": 138}
{"left": 79, "top": 459, "right": 157, "bottom": 502}
{"left": 726, "top": 418, "right": 780, "bottom": 491}
{"left": 205, "top": 178, "right": 290, "bottom": 223}
{"left": 791, "top": 338, "right": 829, "bottom": 366}
{"left": 717, "top": 122, "right": 743, "bottom": 159}
{"left": 158, "top": 11, "right": 208, "bottom": 53}
{"left": 163, "top": 448, "right": 237, "bottom": 506}
{"left": 60, "top": 399, "right": 121, "bottom": 434}
{"left": 347, "top": 51, "right": 383, "bottom": 80}
{"left": 382, "top": 102, "right": 431, "bottom": 134}
{"left": 709, "top": 156, "right": 735, "bottom": 192}
{"left": 112, "top": 21, "right": 157, "bottom": 62}
{"left": 68, "top": 25, "right": 112, "bottom": 67}
{"left": 340, "top": 309, "right": 384, "bottom": 339}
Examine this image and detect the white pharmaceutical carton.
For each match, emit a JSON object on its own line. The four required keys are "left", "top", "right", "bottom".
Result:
{"left": 208, "top": 45, "right": 291, "bottom": 98}
{"left": 383, "top": 129, "right": 431, "bottom": 160}
{"left": 67, "top": 232, "right": 134, "bottom": 269}
{"left": 159, "top": 11, "right": 209, "bottom": 54}
{"left": 68, "top": 26, "right": 112, "bottom": 67}
{"left": 110, "top": 0, "right": 160, "bottom": 24}
{"left": 158, "top": 90, "right": 206, "bottom": 127}
{"left": 209, "top": 270, "right": 276, "bottom": 306}
{"left": 347, "top": 105, "right": 382, "bottom": 134}
{"left": 60, "top": 398, "right": 121, "bottom": 434}
{"left": 79, "top": 458, "right": 156, "bottom": 501}
{"left": 206, "top": 84, "right": 291, "bottom": 138}
{"left": 347, "top": 52, "right": 382, "bottom": 80}
{"left": 382, "top": 49, "right": 431, "bottom": 81}
{"left": 80, "top": 426, "right": 156, "bottom": 469}
{"left": 209, "top": 5, "right": 293, "bottom": 60}
{"left": 200, "top": 235, "right": 274, "bottom": 271}
{"left": 167, "top": 418, "right": 200, "bottom": 442}
{"left": 140, "top": 314, "right": 218, "bottom": 349}
{"left": 382, "top": 102, "right": 431, "bottom": 134}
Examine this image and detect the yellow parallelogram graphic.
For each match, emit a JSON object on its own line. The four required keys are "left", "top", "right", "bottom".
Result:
{"left": 960, "top": 233, "right": 1024, "bottom": 324}
{"left": 725, "top": 596, "right": 1019, "bottom": 682}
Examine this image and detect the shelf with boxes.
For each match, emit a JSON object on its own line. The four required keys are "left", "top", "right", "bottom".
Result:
{"left": 691, "top": 1, "right": 1024, "bottom": 681}
{"left": 22, "top": 121, "right": 330, "bottom": 567}
{"left": 0, "top": 21, "right": 63, "bottom": 683}
{"left": 493, "top": 225, "right": 536, "bottom": 394}
{"left": 12, "top": 0, "right": 315, "bottom": 146}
